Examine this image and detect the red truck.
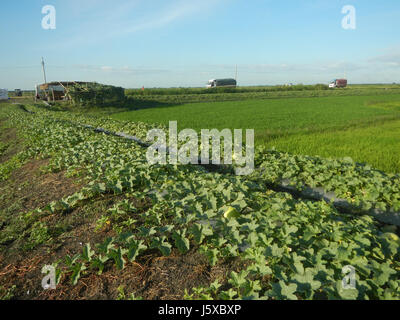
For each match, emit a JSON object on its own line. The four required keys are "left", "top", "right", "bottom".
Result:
{"left": 329, "top": 79, "right": 348, "bottom": 88}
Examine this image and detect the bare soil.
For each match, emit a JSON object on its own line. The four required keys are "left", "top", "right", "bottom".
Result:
{"left": 0, "top": 127, "right": 22, "bottom": 164}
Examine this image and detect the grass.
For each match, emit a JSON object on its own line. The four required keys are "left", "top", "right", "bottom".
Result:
{"left": 112, "top": 94, "right": 400, "bottom": 173}
{"left": 269, "top": 119, "right": 400, "bottom": 173}
{"left": 113, "top": 94, "right": 400, "bottom": 132}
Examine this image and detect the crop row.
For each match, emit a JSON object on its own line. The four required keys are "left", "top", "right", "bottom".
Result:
{"left": 0, "top": 104, "right": 399, "bottom": 299}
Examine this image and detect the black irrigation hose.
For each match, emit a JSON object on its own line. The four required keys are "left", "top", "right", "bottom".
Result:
{"left": 264, "top": 178, "right": 400, "bottom": 226}
{"left": 15, "top": 102, "right": 400, "bottom": 226}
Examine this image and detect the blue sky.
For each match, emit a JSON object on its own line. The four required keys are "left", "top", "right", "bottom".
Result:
{"left": 0, "top": 0, "right": 399, "bottom": 89}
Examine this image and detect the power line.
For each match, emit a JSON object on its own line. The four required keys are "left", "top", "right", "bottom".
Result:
{"left": 0, "top": 66, "right": 39, "bottom": 69}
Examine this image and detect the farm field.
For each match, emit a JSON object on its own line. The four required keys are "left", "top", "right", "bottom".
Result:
{"left": 112, "top": 94, "right": 400, "bottom": 173}
{"left": 3, "top": 0, "right": 400, "bottom": 306}
{"left": 269, "top": 118, "right": 400, "bottom": 174}
{"left": 124, "top": 86, "right": 400, "bottom": 105}
{"left": 0, "top": 100, "right": 399, "bottom": 300}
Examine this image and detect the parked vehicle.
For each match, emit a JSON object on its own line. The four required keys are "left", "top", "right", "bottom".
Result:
{"left": 206, "top": 78, "right": 237, "bottom": 88}
{"left": 329, "top": 79, "right": 348, "bottom": 88}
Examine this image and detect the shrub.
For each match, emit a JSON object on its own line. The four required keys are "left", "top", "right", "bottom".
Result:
{"left": 67, "top": 83, "right": 125, "bottom": 107}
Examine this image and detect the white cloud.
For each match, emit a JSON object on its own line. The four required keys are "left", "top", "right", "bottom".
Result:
{"left": 367, "top": 45, "right": 400, "bottom": 68}
{"left": 193, "top": 61, "right": 362, "bottom": 75}
{"left": 120, "top": 0, "right": 216, "bottom": 34}
{"left": 51, "top": 0, "right": 223, "bottom": 48}
{"left": 73, "top": 64, "right": 170, "bottom": 75}
{"left": 369, "top": 53, "right": 400, "bottom": 67}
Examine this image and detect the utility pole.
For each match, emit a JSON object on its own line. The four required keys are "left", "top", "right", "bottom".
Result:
{"left": 235, "top": 64, "right": 238, "bottom": 82}
{"left": 41, "top": 57, "right": 47, "bottom": 84}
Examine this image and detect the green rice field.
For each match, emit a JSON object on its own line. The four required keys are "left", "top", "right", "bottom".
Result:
{"left": 112, "top": 94, "right": 400, "bottom": 173}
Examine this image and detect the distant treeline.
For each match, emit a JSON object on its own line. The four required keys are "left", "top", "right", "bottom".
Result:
{"left": 125, "top": 84, "right": 329, "bottom": 96}
{"left": 123, "top": 87, "right": 400, "bottom": 106}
